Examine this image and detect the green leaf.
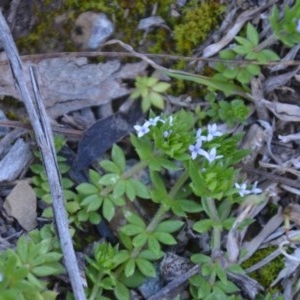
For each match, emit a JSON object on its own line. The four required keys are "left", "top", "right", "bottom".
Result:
{"left": 76, "top": 183, "right": 99, "bottom": 195}
{"left": 139, "top": 249, "right": 163, "bottom": 260}
{"left": 148, "top": 236, "right": 161, "bottom": 256}
{"left": 136, "top": 258, "right": 156, "bottom": 277}
{"left": 215, "top": 280, "right": 240, "bottom": 294}
{"left": 190, "top": 274, "right": 211, "bottom": 298}
{"left": 100, "top": 160, "right": 120, "bottom": 174}
{"left": 246, "top": 64, "right": 260, "bottom": 76}
{"left": 99, "top": 173, "right": 120, "bottom": 186}
{"left": 89, "top": 212, "right": 101, "bottom": 224}
{"left": 148, "top": 91, "right": 164, "bottom": 109}
{"left": 132, "top": 233, "right": 148, "bottom": 248}
{"left": 124, "top": 258, "right": 136, "bottom": 277}
{"left": 226, "top": 263, "right": 245, "bottom": 274}
{"left": 32, "top": 265, "right": 63, "bottom": 276}
{"left": 234, "top": 36, "right": 253, "bottom": 48}
{"left": 141, "top": 97, "right": 152, "bottom": 112}
{"left": 87, "top": 196, "right": 103, "bottom": 212}
{"left": 146, "top": 76, "right": 159, "bottom": 87}
{"left": 128, "top": 179, "right": 150, "bottom": 199}
{"left": 233, "top": 45, "right": 250, "bottom": 55}
{"left": 246, "top": 23, "right": 259, "bottom": 45}
{"left": 111, "top": 144, "right": 126, "bottom": 172}
{"left": 114, "top": 282, "right": 130, "bottom": 300}
{"left": 215, "top": 263, "right": 228, "bottom": 285}
{"left": 121, "top": 224, "right": 145, "bottom": 236}
{"left": 179, "top": 200, "right": 202, "bottom": 213}
{"left": 191, "top": 253, "right": 211, "bottom": 265}
{"left": 102, "top": 198, "right": 115, "bottom": 221}
{"left": 153, "top": 232, "right": 177, "bottom": 245}
{"left": 101, "top": 276, "right": 115, "bottom": 290}
{"left": 113, "top": 250, "right": 130, "bottom": 266}
{"left": 81, "top": 194, "right": 102, "bottom": 209}
{"left": 130, "top": 88, "right": 142, "bottom": 100}
{"left": 219, "top": 49, "right": 236, "bottom": 59}
{"left": 193, "top": 219, "right": 214, "bottom": 233}
{"left": 37, "top": 239, "right": 52, "bottom": 255}
{"left": 42, "top": 207, "right": 53, "bottom": 218}
{"left": 155, "top": 220, "right": 184, "bottom": 233}
{"left": 78, "top": 209, "right": 89, "bottom": 222}
{"left": 163, "top": 70, "right": 245, "bottom": 96}
{"left": 62, "top": 178, "right": 73, "bottom": 189}
{"left": 260, "top": 49, "right": 280, "bottom": 61}
{"left": 30, "top": 164, "right": 45, "bottom": 174}
{"left": 125, "top": 211, "right": 146, "bottom": 227}
{"left": 113, "top": 180, "right": 126, "bottom": 198}
{"left": 152, "top": 82, "right": 170, "bottom": 93}
{"left": 66, "top": 201, "right": 80, "bottom": 214}
{"left": 125, "top": 180, "right": 136, "bottom": 201}
{"left": 89, "top": 169, "right": 101, "bottom": 185}
{"left": 16, "top": 236, "right": 28, "bottom": 263}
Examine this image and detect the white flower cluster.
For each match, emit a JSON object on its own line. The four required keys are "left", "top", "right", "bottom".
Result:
{"left": 134, "top": 116, "right": 173, "bottom": 138}
{"left": 234, "top": 181, "right": 262, "bottom": 197}
{"left": 189, "top": 124, "right": 223, "bottom": 163}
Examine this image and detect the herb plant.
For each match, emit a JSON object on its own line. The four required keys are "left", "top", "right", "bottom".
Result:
{"left": 0, "top": 225, "right": 63, "bottom": 300}
{"left": 130, "top": 76, "right": 170, "bottom": 112}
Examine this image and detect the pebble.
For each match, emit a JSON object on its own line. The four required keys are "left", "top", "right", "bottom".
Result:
{"left": 71, "top": 12, "right": 114, "bottom": 50}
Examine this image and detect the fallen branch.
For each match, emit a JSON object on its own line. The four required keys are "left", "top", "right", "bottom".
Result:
{"left": 0, "top": 11, "right": 86, "bottom": 300}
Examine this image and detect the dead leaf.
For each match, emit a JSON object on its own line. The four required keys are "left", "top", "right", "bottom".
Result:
{"left": 0, "top": 138, "right": 32, "bottom": 182}
{"left": 4, "top": 180, "right": 37, "bottom": 231}
{"left": 74, "top": 104, "right": 143, "bottom": 170}
{"left": 0, "top": 57, "right": 147, "bottom": 118}
{"left": 262, "top": 99, "right": 300, "bottom": 122}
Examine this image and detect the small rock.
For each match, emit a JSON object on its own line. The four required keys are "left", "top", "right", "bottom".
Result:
{"left": 71, "top": 12, "right": 114, "bottom": 50}
{"left": 160, "top": 252, "right": 194, "bottom": 282}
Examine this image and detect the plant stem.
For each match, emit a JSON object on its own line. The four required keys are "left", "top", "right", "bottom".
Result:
{"left": 88, "top": 274, "right": 103, "bottom": 300}
{"left": 147, "top": 168, "right": 189, "bottom": 232}
{"left": 131, "top": 168, "right": 190, "bottom": 258}
{"left": 254, "top": 32, "right": 278, "bottom": 51}
{"left": 122, "top": 160, "right": 149, "bottom": 179}
{"left": 205, "top": 197, "right": 221, "bottom": 250}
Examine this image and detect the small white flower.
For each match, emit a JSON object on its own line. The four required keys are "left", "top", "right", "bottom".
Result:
{"left": 251, "top": 181, "right": 262, "bottom": 194}
{"left": 204, "top": 124, "right": 223, "bottom": 141}
{"left": 196, "top": 128, "right": 206, "bottom": 142}
{"left": 235, "top": 182, "right": 251, "bottom": 197}
{"left": 163, "top": 130, "right": 173, "bottom": 138}
{"left": 148, "top": 116, "right": 161, "bottom": 126}
{"left": 134, "top": 121, "right": 150, "bottom": 138}
{"left": 189, "top": 140, "right": 203, "bottom": 160}
{"left": 198, "top": 147, "right": 223, "bottom": 163}
{"left": 296, "top": 19, "right": 300, "bottom": 33}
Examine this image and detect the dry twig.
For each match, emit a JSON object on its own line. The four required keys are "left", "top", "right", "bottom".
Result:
{"left": 0, "top": 11, "right": 86, "bottom": 300}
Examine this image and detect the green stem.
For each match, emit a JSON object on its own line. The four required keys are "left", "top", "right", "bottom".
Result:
{"left": 205, "top": 197, "right": 221, "bottom": 250}
{"left": 131, "top": 168, "right": 190, "bottom": 258}
{"left": 147, "top": 168, "right": 189, "bottom": 232}
{"left": 88, "top": 274, "right": 103, "bottom": 300}
{"left": 254, "top": 32, "right": 278, "bottom": 52}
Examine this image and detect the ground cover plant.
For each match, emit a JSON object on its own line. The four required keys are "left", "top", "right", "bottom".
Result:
{"left": 1, "top": 0, "right": 300, "bottom": 299}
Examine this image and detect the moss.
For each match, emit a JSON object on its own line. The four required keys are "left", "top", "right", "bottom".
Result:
{"left": 16, "top": 0, "right": 226, "bottom": 104}
{"left": 173, "top": 0, "right": 226, "bottom": 55}
{"left": 17, "top": 0, "right": 175, "bottom": 54}
{"left": 241, "top": 246, "right": 284, "bottom": 291}
{"left": 17, "top": 0, "right": 225, "bottom": 56}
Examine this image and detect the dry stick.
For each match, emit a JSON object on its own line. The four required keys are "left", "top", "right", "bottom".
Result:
{"left": 0, "top": 12, "right": 86, "bottom": 300}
